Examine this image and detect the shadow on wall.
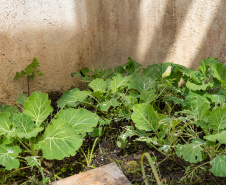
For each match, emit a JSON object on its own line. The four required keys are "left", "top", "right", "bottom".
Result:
{"left": 73, "top": 0, "right": 225, "bottom": 71}
{"left": 191, "top": 0, "right": 226, "bottom": 69}
{"left": 73, "top": 0, "right": 141, "bottom": 70}
{"left": 142, "top": 0, "right": 194, "bottom": 66}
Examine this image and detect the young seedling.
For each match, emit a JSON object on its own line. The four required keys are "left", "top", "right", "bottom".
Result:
{"left": 14, "top": 57, "right": 43, "bottom": 96}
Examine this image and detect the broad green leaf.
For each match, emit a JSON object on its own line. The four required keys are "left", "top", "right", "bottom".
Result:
{"left": 131, "top": 103, "right": 160, "bottom": 131}
{"left": 71, "top": 67, "right": 90, "bottom": 77}
{"left": 57, "top": 89, "right": 91, "bottom": 108}
{"left": 159, "top": 145, "right": 171, "bottom": 153}
{"left": 208, "top": 107, "right": 226, "bottom": 132}
{"left": 115, "top": 65, "right": 126, "bottom": 74}
{"left": 200, "top": 57, "right": 220, "bottom": 66}
{"left": 211, "top": 63, "right": 226, "bottom": 85}
{"left": 16, "top": 93, "right": 28, "bottom": 106}
{"left": 88, "top": 78, "right": 107, "bottom": 92}
{"left": 2, "top": 137, "right": 13, "bottom": 145}
{"left": 99, "top": 98, "right": 119, "bottom": 111}
{"left": 56, "top": 108, "right": 99, "bottom": 136}
{"left": 197, "top": 61, "right": 208, "bottom": 77}
{"left": 207, "top": 94, "right": 225, "bottom": 107}
{"left": 165, "top": 96, "right": 184, "bottom": 105}
{"left": 158, "top": 118, "right": 180, "bottom": 138}
{"left": 80, "top": 89, "right": 91, "bottom": 96}
{"left": 123, "top": 95, "right": 138, "bottom": 110}
{"left": 123, "top": 57, "right": 142, "bottom": 74}
{"left": 0, "top": 105, "right": 11, "bottom": 113}
{"left": 25, "top": 156, "right": 40, "bottom": 167}
{"left": 57, "top": 88, "right": 79, "bottom": 108}
{"left": 0, "top": 145, "right": 21, "bottom": 170}
{"left": 129, "top": 90, "right": 139, "bottom": 98}
{"left": 210, "top": 155, "right": 226, "bottom": 177}
{"left": 0, "top": 106, "right": 18, "bottom": 118}
{"left": 140, "top": 89, "right": 157, "bottom": 104}
{"left": 171, "top": 64, "right": 193, "bottom": 77}
{"left": 166, "top": 68, "right": 183, "bottom": 83}
{"left": 90, "top": 67, "right": 115, "bottom": 80}
{"left": 204, "top": 130, "right": 226, "bottom": 144}
{"left": 34, "top": 119, "right": 82, "bottom": 160}
{"left": 128, "top": 74, "right": 156, "bottom": 92}
{"left": 143, "top": 62, "right": 171, "bottom": 82}
{"left": 0, "top": 112, "right": 14, "bottom": 136}
{"left": 110, "top": 74, "right": 129, "bottom": 93}
{"left": 23, "top": 91, "right": 53, "bottom": 126}
{"left": 136, "top": 137, "right": 158, "bottom": 145}
{"left": 182, "top": 94, "right": 210, "bottom": 121}
{"left": 176, "top": 140, "right": 204, "bottom": 163}
{"left": 186, "top": 81, "right": 213, "bottom": 91}
{"left": 13, "top": 113, "right": 43, "bottom": 139}
{"left": 117, "top": 126, "right": 150, "bottom": 148}
{"left": 197, "top": 57, "right": 219, "bottom": 78}
{"left": 190, "top": 71, "right": 205, "bottom": 84}
{"left": 89, "top": 127, "right": 102, "bottom": 137}
{"left": 118, "top": 108, "right": 132, "bottom": 120}
{"left": 99, "top": 118, "right": 110, "bottom": 126}
{"left": 217, "top": 88, "right": 226, "bottom": 96}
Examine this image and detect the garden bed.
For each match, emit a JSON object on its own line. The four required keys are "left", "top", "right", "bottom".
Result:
{"left": 0, "top": 57, "right": 226, "bottom": 184}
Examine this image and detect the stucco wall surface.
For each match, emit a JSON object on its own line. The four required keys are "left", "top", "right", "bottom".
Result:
{"left": 0, "top": 0, "right": 225, "bottom": 104}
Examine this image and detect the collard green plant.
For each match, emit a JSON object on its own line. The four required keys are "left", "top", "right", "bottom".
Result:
{"left": 14, "top": 57, "right": 44, "bottom": 96}
{"left": 175, "top": 94, "right": 226, "bottom": 176}
{"left": 115, "top": 57, "right": 226, "bottom": 177}
{"left": 170, "top": 57, "right": 225, "bottom": 93}
{"left": 0, "top": 91, "right": 99, "bottom": 182}
{"left": 59, "top": 57, "right": 226, "bottom": 178}
{"left": 71, "top": 64, "right": 125, "bottom": 83}
{"left": 3, "top": 56, "right": 225, "bottom": 184}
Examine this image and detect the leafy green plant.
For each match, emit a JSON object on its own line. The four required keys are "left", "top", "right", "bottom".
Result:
{"left": 169, "top": 57, "right": 225, "bottom": 93}
{"left": 49, "top": 57, "right": 226, "bottom": 180}
{"left": 14, "top": 57, "right": 44, "bottom": 96}
{"left": 71, "top": 64, "right": 126, "bottom": 83}
{"left": 0, "top": 91, "right": 99, "bottom": 183}
{"left": 3, "top": 56, "right": 225, "bottom": 184}
{"left": 175, "top": 98, "right": 226, "bottom": 176}
{"left": 61, "top": 57, "right": 175, "bottom": 139}
{"left": 115, "top": 57, "right": 226, "bottom": 177}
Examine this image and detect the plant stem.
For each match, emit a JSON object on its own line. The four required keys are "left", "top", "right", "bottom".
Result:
{"left": 17, "top": 137, "right": 31, "bottom": 152}
{"left": 209, "top": 145, "right": 216, "bottom": 160}
{"left": 215, "top": 143, "right": 221, "bottom": 152}
{"left": 5, "top": 166, "right": 31, "bottom": 181}
{"left": 141, "top": 153, "right": 162, "bottom": 185}
{"left": 149, "top": 143, "right": 172, "bottom": 160}
{"left": 38, "top": 166, "right": 48, "bottom": 184}
{"left": 188, "top": 161, "right": 210, "bottom": 177}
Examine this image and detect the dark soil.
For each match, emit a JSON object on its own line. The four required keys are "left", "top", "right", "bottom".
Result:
{"left": 1, "top": 91, "right": 226, "bottom": 185}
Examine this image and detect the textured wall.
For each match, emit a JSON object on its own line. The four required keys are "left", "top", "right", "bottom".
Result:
{"left": 0, "top": 0, "right": 225, "bottom": 104}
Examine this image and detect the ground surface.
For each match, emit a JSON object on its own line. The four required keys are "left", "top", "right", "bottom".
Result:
{"left": 1, "top": 91, "right": 226, "bottom": 185}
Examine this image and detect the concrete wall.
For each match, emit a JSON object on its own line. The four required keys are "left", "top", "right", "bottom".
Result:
{"left": 0, "top": 0, "right": 225, "bottom": 104}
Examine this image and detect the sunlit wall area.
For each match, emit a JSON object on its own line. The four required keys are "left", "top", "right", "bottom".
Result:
{"left": 0, "top": 0, "right": 89, "bottom": 104}
{"left": 0, "top": 0, "right": 225, "bottom": 104}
